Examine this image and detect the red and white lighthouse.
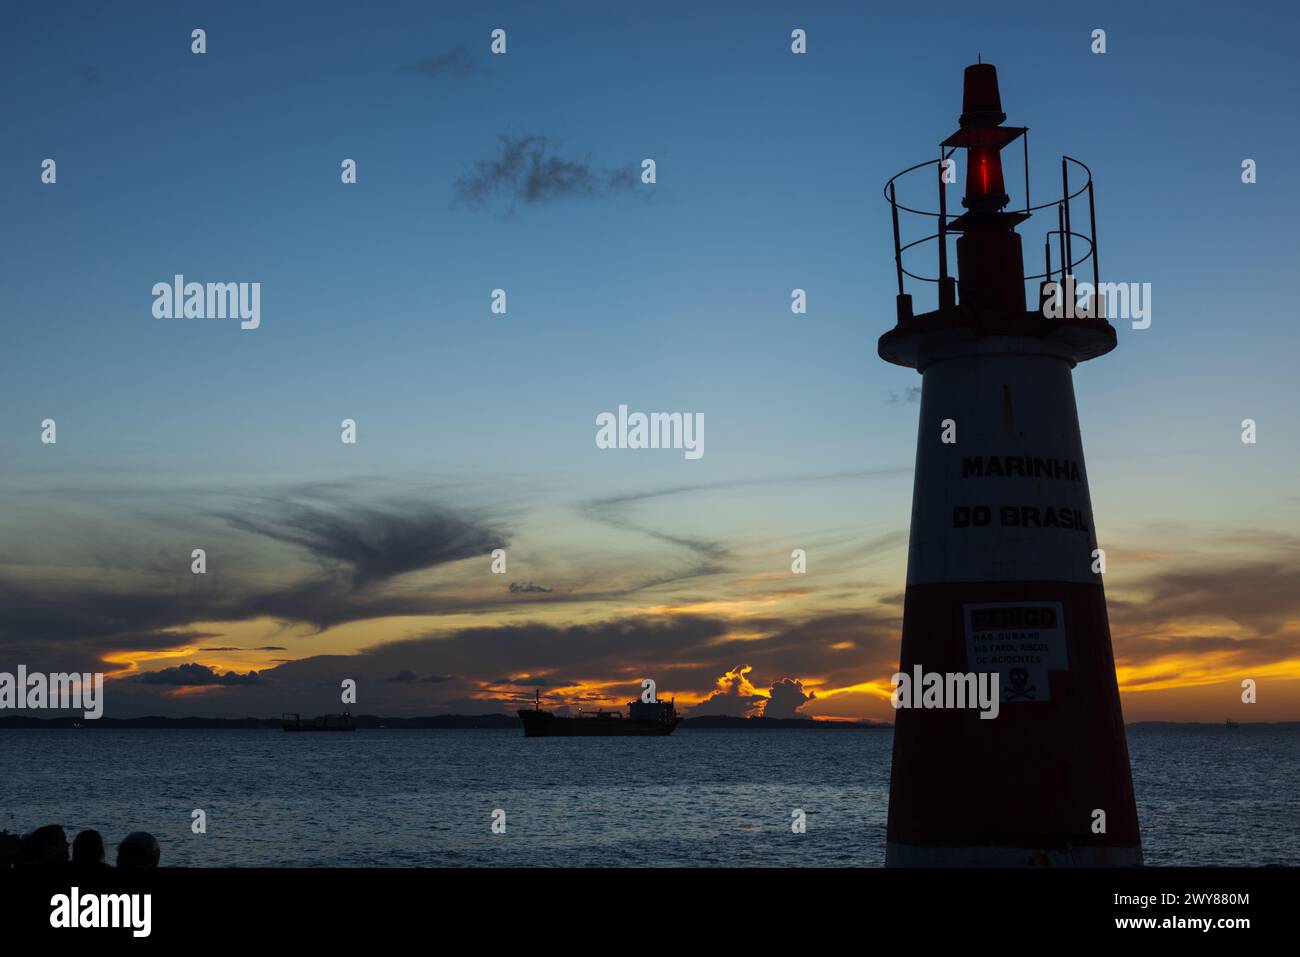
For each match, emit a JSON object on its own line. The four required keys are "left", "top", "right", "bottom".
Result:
{"left": 880, "top": 63, "right": 1141, "bottom": 866}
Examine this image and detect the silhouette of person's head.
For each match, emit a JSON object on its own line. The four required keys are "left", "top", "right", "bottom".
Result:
{"left": 18, "top": 825, "right": 69, "bottom": 867}
{"left": 72, "top": 829, "right": 107, "bottom": 867}
{"left": 116, "top": 831, "right": 160, "bottom": 869}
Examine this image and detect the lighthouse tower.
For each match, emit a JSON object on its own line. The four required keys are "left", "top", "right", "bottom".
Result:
{"left": 880, "top": 63, "right": 1141, "bottom": 866}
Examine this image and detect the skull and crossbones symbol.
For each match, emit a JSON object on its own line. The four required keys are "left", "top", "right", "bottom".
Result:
{"left": 1003, "top": 667, "right": 1037, "bottom": 701}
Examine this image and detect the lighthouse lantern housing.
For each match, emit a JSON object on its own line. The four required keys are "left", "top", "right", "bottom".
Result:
{"left": 881, "top": 61, "right": 1115, "bottom": 369}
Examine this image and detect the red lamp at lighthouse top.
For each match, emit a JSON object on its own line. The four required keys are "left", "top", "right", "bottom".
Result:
{"left": 943, "top": 63, "right": 1023, "bottom": 221}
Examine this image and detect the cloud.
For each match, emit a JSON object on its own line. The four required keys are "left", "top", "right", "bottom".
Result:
{"left": 582, "top": 468, "right": 910, "bottom": 511}
{"left": 763, "top": 677, "right": 816, "bottom": 719}
{"left": 0, "top": 576, "right": 226, "bottom": 659}
{"left": 138, "top": 664, "right": 264, "bottom": 687}
{"left": 454, "top": 133, "right": 634, "bottom": 207}
{"left": 1111, "top": 559, "right": 1300, "bottom": 637}
{"left": 375, "top": 669, "right": 461, "bottom": 686}
{"left": 580, "top": 496, "right": 728, "bottom": 565}
{"left": 17, "top": 604, "right": 907, "bottom": 718}
{"left": 489, "top": 676, "right": 577, "bottom": 688}
{"left": 1115, "top": 630, "right": 1300, "bottom": 674}
{"left": 400, "top": 615, "right": 731, "bottom": 677}
{"left": 17, "top": 467, "right": 1298, "bottom": 721}
{"left": 0, "top": 473, "right": 907, "bottom": 681}
{"left": 0, "top": 489, "right": 515, "bottom": 661}
{"left": 200, "top": 645, "right": 288, "bottom": 652}
{"left": 0, "top": 461, "right": 910, "bottom": 716}
{"left": 223, "top": 496, "right": 505, "bottom": 588}
{"left": 577, "top": 469, "right": 910, "bottom": 570}
{"left": 887, "top": 387, "right": 922, "bottom": 405}
{"left": 401, "top": 45, "right": 475, "bottom": 80}
{"left": 689, "top": 665, "right": 767, "bottom": 717}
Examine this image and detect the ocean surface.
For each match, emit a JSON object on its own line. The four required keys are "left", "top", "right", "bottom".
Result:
{"left": 2, "top": 725, "right": 1296, "bottom": 867}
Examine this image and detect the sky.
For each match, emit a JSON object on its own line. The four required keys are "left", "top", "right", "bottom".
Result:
{"left": 2, "top": 0, "right": 1298, "bottom": 722}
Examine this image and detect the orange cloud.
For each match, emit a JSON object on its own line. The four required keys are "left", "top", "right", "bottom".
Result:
{"left": 101, "top": 644, "right": 204, "bottom": 678}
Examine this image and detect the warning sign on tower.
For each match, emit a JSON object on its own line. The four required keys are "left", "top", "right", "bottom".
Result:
{"left": 964, "top": 602, "right": 1068, "bottom": 703}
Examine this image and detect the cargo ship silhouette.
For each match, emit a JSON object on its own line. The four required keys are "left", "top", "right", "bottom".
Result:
{"left": 518, "top": 689, "right": 681, "bottom": 737}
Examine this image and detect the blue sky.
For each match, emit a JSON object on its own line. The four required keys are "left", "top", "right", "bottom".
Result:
{"left": 2, "top": 1, "right": 1298, "bottom": 719}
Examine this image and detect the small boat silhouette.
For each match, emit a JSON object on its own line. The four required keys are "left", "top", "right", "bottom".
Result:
{"left": 281, "top": 711, "right": 355, "bottom": 732}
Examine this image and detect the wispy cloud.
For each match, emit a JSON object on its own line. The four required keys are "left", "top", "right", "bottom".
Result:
{"left": 223, "top": 495, "right": 505, "bottom": 589}
{"left": 401, "top": 45, "right": 476, "bottom": 80}
{"left": 200, "top": 645, "right": 287, "bottom": 652}
{"left": 455, "top": 133, "right": 635, "bottom": 208}
{"left": 887, "top": 387, "right": 922, "bottom": 405}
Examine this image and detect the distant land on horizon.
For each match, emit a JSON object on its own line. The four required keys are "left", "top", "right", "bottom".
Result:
{"left": 1, "top": 715, "right": 1296, "bottom": 731}
{"left": 0, "top": 713, "right": 889, "bottom": 730}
